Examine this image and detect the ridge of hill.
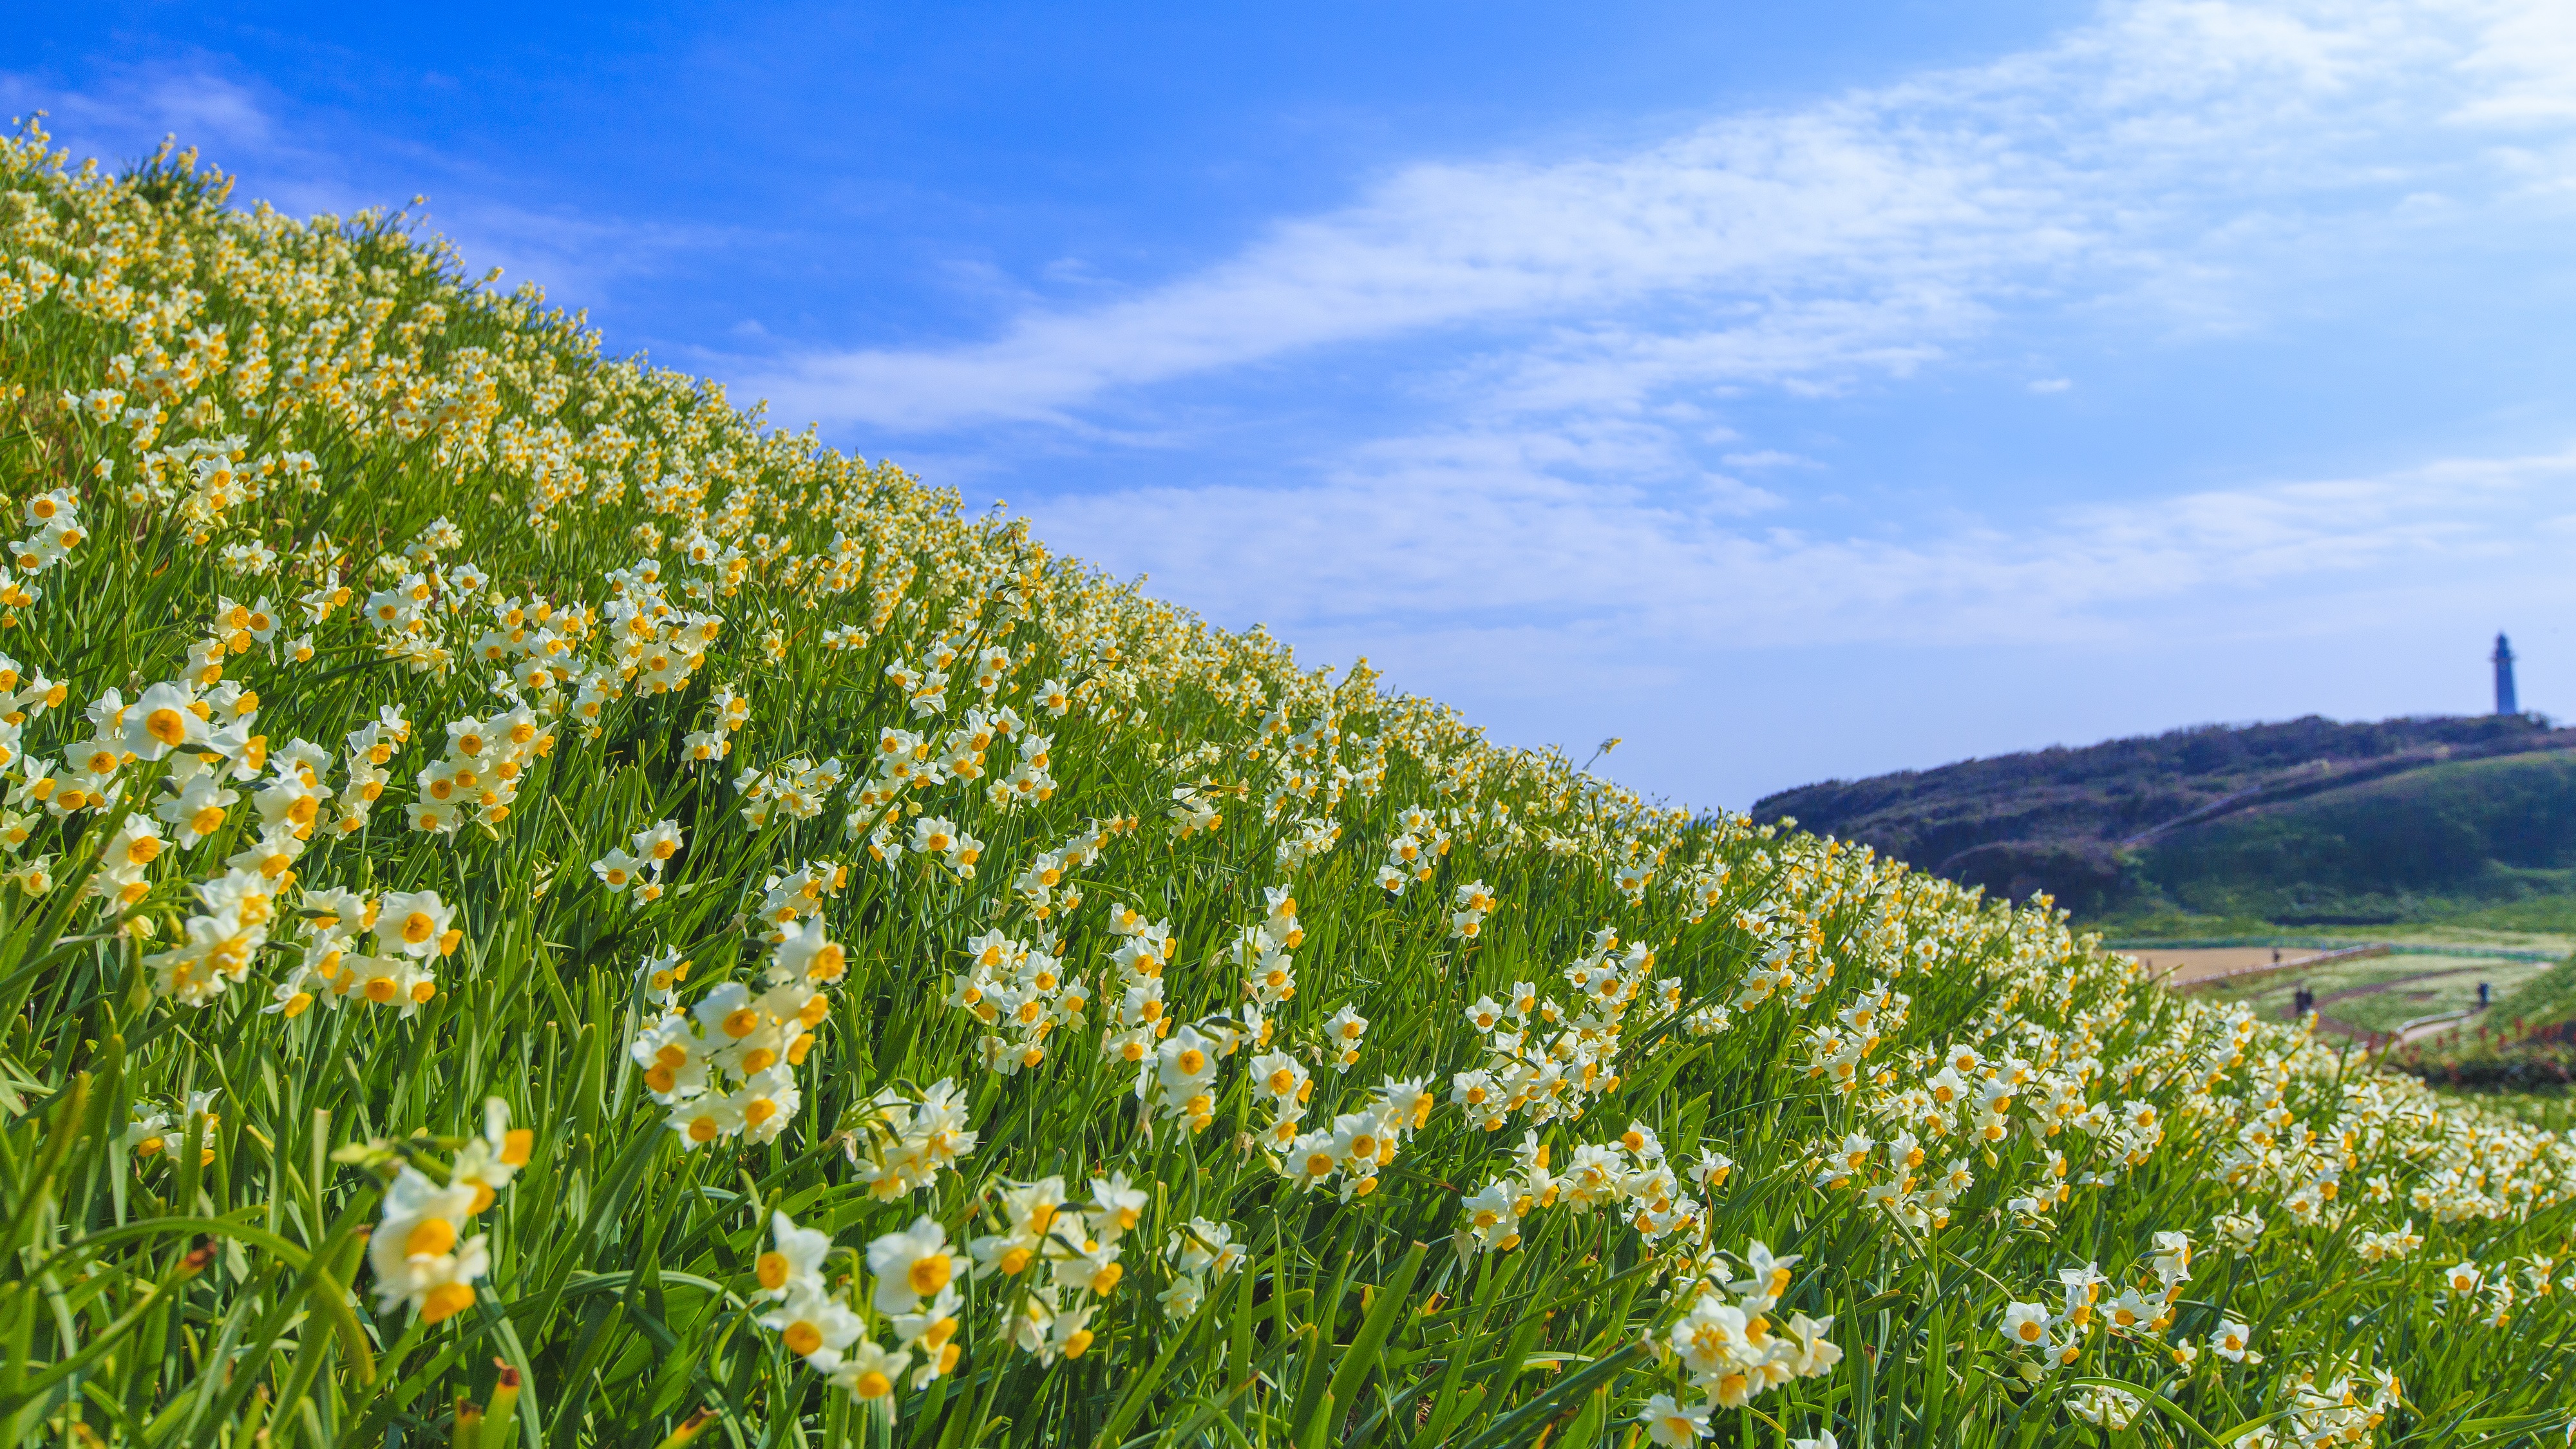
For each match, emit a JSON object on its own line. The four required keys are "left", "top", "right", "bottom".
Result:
{"left": 0, "top": 129, "right": 2568, "bottom": 1446}
{"left": 1755, "top": 715, "right": 2576, "bottom": 920}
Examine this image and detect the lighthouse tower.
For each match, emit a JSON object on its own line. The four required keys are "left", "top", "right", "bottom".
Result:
{"left": 2494, "top": 633, "right": 2519, "bottom": 716}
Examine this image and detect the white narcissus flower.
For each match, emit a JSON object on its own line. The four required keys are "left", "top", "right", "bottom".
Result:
{"left": 1155, "top": 1026, "right": 1219, "bottom": 1099}
{"left": 757, "top": 1211, "right": 833, "bottom": 1302}
{"left": 2001, "top": 1300, "right": 2052, "bottom": 1348}
{"left": 122, "top": 680, "right": 206, "bottom": 761}
{"left": 866, "top": 1215, "right": 956, "bottom": 1316}
{"left": 759, "top": 1285, "right": 864, "bottom": 1371}
{"left": 1640, "top": 1393, "right": 1710, "bottom": 1446}
{"left": 1090, "top": 1171, "right": 1148, "bottom": 1240}
{"left": 831, "top": 1337, "right": 914, "bottom": 1405}
{"left": 2212, "top": 1318, "right": 2257, "bottom": 1363}
{"left": 1463, "top": 1180, "right": 1519, "bottom": 1249}
{"left": 591, "top": 848, "right": 643, "bottom": 892}
{"left": 368, "top": 1166, "right": 487, "bottom": 1324}
{"left": 375, "top": 888, "right": 458, "bottom": 959}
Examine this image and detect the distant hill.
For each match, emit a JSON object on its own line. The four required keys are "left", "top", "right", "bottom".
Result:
{"left": 1754, "top": 714, "right": 2576, "bottom": 921}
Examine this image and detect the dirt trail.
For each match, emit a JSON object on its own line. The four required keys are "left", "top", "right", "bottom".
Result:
{"left": 2134, "top": 947, "right": 2336, "bottom": 985}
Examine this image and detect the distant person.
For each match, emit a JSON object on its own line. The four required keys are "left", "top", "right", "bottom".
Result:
{"left": 2272, "top": 948, "right": 2282, "bottom": 965}
{"left": 2479, "top": 981, "right": 2492, "bottom": 1010}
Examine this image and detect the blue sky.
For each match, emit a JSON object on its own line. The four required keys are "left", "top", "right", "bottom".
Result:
{"left": 14, "top": 1, "right": 2576, "bottom": 811}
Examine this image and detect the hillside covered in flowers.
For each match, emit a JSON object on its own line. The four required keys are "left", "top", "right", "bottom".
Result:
{"left": 0, "top": 126, "right": 2568, "bottom": 1447}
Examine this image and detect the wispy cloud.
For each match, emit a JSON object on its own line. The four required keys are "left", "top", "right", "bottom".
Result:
{"left": 734, "top": 1, "right": 2576, "bottom": 439}
{"left": 1028, "top": 436, "right": 2576, "bottom": 653}
{"left": 1014, "top": 432, "right": 2576, "bottom": 804}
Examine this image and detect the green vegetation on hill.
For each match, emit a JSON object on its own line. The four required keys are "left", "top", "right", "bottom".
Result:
{"left": 1758, "top": 715, "right": 2576, "bottom": 925}
{"left": 2142, "top": 751, "right": 2576, "bottom": 923}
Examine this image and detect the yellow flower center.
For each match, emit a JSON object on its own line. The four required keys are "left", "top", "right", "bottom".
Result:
{"left": 421, "top": 1282, "right": 475, "bottom": 1324}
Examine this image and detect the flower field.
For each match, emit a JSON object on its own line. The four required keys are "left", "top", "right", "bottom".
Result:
{"left": 0, "top": 126, "right": 2570, "bottom": 1447}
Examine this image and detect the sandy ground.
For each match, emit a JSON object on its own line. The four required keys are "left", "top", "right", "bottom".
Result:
{"left": 2125, "top": 946, "right": 2336, "bottom": 985}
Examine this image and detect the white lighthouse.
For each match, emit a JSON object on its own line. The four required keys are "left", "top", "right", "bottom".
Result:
{"left": 2494, "top": 632, "right": 2519, "bottom": 716}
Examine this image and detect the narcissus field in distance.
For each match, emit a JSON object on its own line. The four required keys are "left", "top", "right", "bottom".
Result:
{"left": 0, "top": 127, "right": 2567, "bottom": 1447}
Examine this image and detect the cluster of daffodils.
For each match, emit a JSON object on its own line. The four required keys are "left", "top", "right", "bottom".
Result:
{"left": 1446, "top": 927, "right": 1664, "bottom": 1132}
{"left": 847, "top": 703, "right": 1053, "bottom": 816}
{"left": 947, "top": 927, "right": 1090, "bottom": 1075}
{"left": 1271, "top": 810, "right": 1343, "bottom": 871}
{"left": 8, "top": 486, "right": 85, "bottom": 578}
{"left": 1096, "top": 905, "right": 1178, "bottom": 1066}
{"left": 330, "top": 705, "right": 410, "bottom": 834}
{"left": 1251, "top": 703, "right": 1385, "bottom": 824}
{"left": 1996, "top": 1235, "right": 2199, "bottom": 1376}
{"left": 2435, "top": 1255, "right": 2553, "bottom": 1329}
{"left": 1637, "top": 1241, "right": 1841, "bottom": 1442}
{"left": 634, "top": 890, "right": 848, "bottom": 1148}
{"left": 1373, "top": 803, "right": 1450, "bottom": 894}
{"left": 891, "top": 813, "right": 987, "bottom": 879}
{"left": 1231, "top": 885, "right": 1303, "bottom": 1006}
{"left": 265, "top": 886, "right": 460, "bottom": 1018}
{"left": 1461, "top": 1121, "right": 1719, "bottom": 1254}
{"left": 409, "top": 705, "right": 553, "bottom": 833}
{"left": 748, "top": 1209, "right": 961, "bottom": 1417}
{"left": 590, "top": 817, "right": 684, "bottom": 903}
{"left": 1155, "top": 1216, "right": 1246, "bottom": 1318}
{"left": 468, "top": 589, "right": 587, "bottom": 696}
{"left": 1611, "top": 838, "right": 1663, "bottom": 904}
{"left": 1446, "top": 877, "right": 1496, "bottom": 943}
{"left": 1670, "top": 858, "right": 1731, "bottom": 926}
{"left": 849, "top": 677, "right": 1057, "bottom": 808}
{"left": 1000, "top": 816, "right": 1114, "bottom": 920}
{"left": 1136, "top": 1007, "right": 1265, "bottom": 1137}
{"left": 677, "top": 682, "right": 751, "bottom": 763}
{"left": 1276, "top": 1074, "right": 1432, "bottom": 1201}
{"left": 639, "top": 975, "right": 815, "bottom": 1148}
{"left": 1842, "top": 1019, "right": 2167, "bottom": 1233}
{"left": 354, "top": 1099, "right": 534, "bottom": 1325}
{"left": 735, "top": 753, "right": 846, "bottom": 827}
{"left": 357, "top": 553, "right": 478, "bottom": 677}
{"left": 2228, "top": 1368, "right": 2405, "bottom": 1448}
{"left": 117, "top": 1088, "right": 222, "bottom": 1167}
{"left": 836, "top": 1079, "right": 979, "bottom": 1199}
{"left": 1795, "top": 982, "right": 1909, "bottom": 1095}
{"left": 1164, "top": 782, "right": 1223, "bottom": 840}
{"left": 600, "top": 556, "right": 723, "bottom": 696}
{"left": 967, "top": 1172, "right": 1150, "bottom": 1365}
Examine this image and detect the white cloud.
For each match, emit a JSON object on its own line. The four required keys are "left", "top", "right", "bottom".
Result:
{"left": 1023, "top": 433, "right": 2576, "bottom": 804}
{"left": 732, "top": 0, "right": 2576, "bottom": 439}
{"left": 2027, "top": 377, "right": 2074, "bottom": 393}
{"left": 1028, "top": 439, "right": 2576, "bottom": 650}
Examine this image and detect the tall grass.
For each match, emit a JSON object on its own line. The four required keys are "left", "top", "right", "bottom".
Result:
{"left": 0, "top": 126, "right": 2569, "bottom": 1447}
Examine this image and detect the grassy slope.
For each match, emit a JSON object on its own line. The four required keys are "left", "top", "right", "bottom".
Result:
{"left": 1759, "top": 717, "right": 2576, "bottom": 927}
{"left": 0, "top": 133, "right": 2568, "bottom": 1447}
{"left": 1754, "top": 716, "right": 2557, "bottom": 866}
{"left": 2143, "top": 751, "right": 2576, "bottom": 923}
